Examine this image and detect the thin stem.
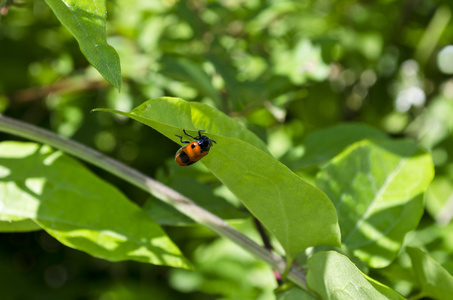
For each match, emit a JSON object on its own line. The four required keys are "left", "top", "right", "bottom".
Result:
{"left": 0, "top": 114, "right": 314, "bottom": 295}
{"left": 253, "top": 217, "right": 283, "bottom": 286}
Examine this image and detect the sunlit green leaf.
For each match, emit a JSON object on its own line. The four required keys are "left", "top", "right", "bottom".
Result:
{"left": 407, "top": 247, "right": 453, "bottom": 299}
{"left": 0, "top": 141, "right": 190, "bottom": 269}
{"left": 316, "top": 139, "right": 434, "bottom": 268}
{"left": 44, "top": 0, "right": 122, "bottom": 90}
{"left": 94, "top": 97, "right": 341, "bottom": 260}
{"left": 307, "top": 251, "right": 405, "bottom": 299}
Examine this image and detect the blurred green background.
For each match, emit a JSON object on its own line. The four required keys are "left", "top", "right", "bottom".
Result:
{"left": 1, "top": 0, "right": 453, "bottom": 299}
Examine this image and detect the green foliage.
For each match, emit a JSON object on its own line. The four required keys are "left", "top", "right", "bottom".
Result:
{"left": 94, "top": 97, "right": 342, "bottom": 260}
{"left": 289, "top": 124, "right": 388, "bottom": 168}
{"left": 0, "top": 218, "right": 41, "bottom": 232}
{"left": 426, "top": 176, "right": 453, "bottom": 224}
{"left": 317, "top": 139, "right": 434, "bottom": 268}
{"left": 169, "top": 226, "right": 277, "bottom": 299}
{"left": 44, "top": 0, "right": 122, "bottom": 90}
{"left": 307, "top": 251, "right": 405, "bottom": 299}
{"left": 1, "top": 0, "right": 453, "bottom": 298}
{"left": 0, "top": 141, "right": 189, "bottom": 269}
{"left": 144, "top": 160, "right": 247, "bottom": 226}
{"left": 407, "top": 247, "right": 453, "bottom": 299}
{"left": 276, "top": 286, "right": 317, "bottom": 300}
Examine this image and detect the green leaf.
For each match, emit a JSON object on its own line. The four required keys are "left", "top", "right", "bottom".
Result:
{"left": 144, "top": 162, "right": 248, "bottom": 226}
{"left": 316, "top": 139, "right": 434, "bottom": 268}
{"left": 94, "top": 97, "right": 341, "bottom": 260}
{"left": 294, "top": 123, "right": 388, "bottom": 168}
{"left": 307, "top": 251, "right": 405, "bottom": 299}
{"left": 44, "top": 0, "right": 122, "bottom": 90}
{"left": 0, "top": 219, "right": 41, "bottom": 232}
{"left": 276, "top": 286, "right": 317, "bottom": 300}
{"left": 407, "top": 247, "right": 453, "bottom": 299}
{"left": 0, "top": 141, "right": 190, "bottom": 269}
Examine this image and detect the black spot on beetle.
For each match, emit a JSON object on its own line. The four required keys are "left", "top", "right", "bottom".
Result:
{"left": 179, "top": 151, "right": 191, "bottom": 163}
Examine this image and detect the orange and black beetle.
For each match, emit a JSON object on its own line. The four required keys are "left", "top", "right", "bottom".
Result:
{"left": 175, "top": 129, "right": 216, "bottom": 167}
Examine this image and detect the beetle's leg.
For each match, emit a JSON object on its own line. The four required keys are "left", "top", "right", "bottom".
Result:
{"left": 175, "top": 135, "right": 190, "bottom": 144}
{"left": 211, "top": 139, "right": 217, "bottom": 144}
{"left": 182, "top": 129, "right": 198, "bottom": 140}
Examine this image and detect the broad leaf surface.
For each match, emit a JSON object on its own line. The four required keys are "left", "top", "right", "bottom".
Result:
{"left": 44, "top": 0, "right": 122, "bottom": 90}
{"left": 307, "top": 251, "right": 405, "bottom": 299}
{"left": 316, "top": 139, "right": 434, "bottom": 268}
{"left": 0, "top": 141, "right": 189, "bottom": 269}
{"left": 407, "top": 247, "right": 453, "bottom": 299}
{"left": 94, "top": 97, "right": 341, "bottom": 259}
{"left": 292, "top": 124, "right": 388, "bottom": 168}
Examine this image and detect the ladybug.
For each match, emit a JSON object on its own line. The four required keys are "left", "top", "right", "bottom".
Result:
{"left": 175, "top": 129, "right": 216, "bottom": 167}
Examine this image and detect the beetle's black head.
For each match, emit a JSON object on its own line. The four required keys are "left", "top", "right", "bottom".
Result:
{"left": 197, "top": 135, "right": 216, "bottom": 152}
